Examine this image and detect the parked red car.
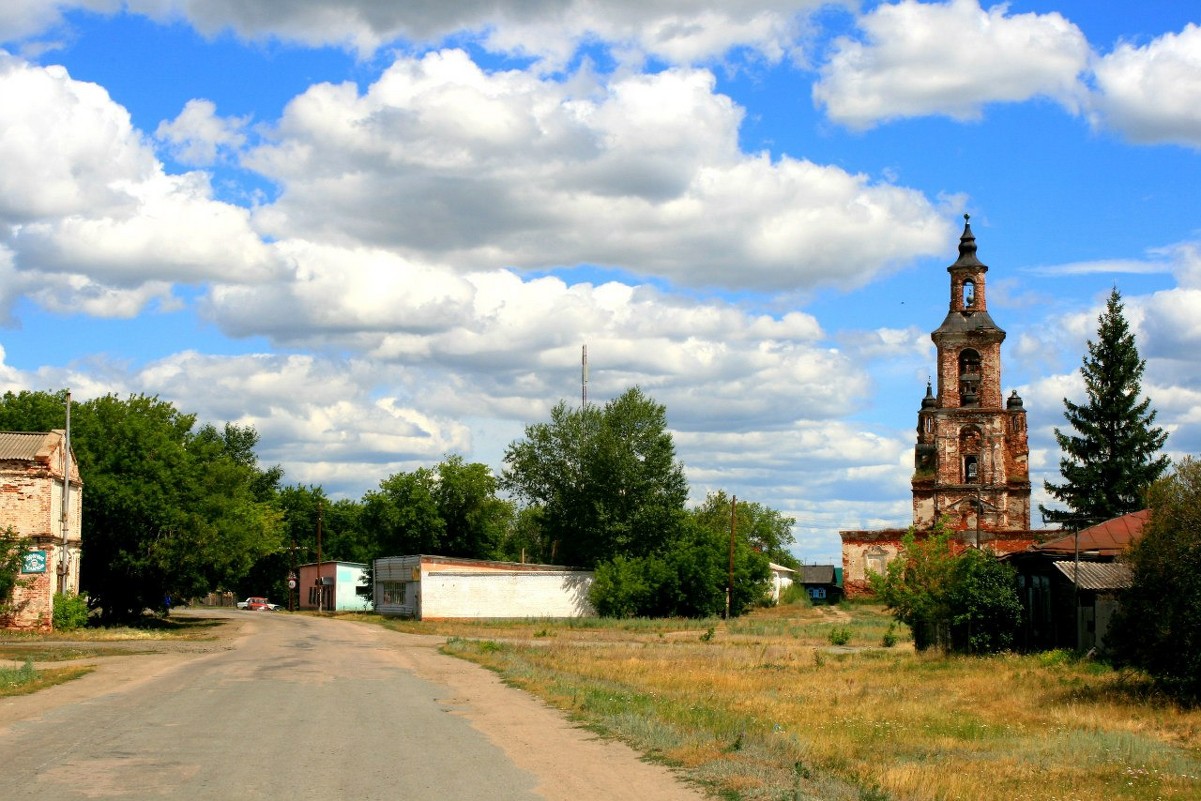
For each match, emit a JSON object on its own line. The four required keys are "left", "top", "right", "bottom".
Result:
{"left": 239, "top": 596, "right": 278, "bottom": 611}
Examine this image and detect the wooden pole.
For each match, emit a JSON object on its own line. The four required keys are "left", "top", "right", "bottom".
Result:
{"left": 726, "top": 495, "right": 736, "bottom": 619}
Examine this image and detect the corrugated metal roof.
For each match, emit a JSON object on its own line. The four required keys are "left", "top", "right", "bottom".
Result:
{"left": 0, "top": 431, "right": 55, "bottom": 461}
{"left": 1052, "top": 560, "right": 1132, "bottom": 591}
{"left": 1035, "top": 510, "right": 1149, "bottom": 555}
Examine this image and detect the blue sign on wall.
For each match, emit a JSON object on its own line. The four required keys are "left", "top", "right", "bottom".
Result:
{"left": 22, "top": 550, "right": 47, "bottom": 574}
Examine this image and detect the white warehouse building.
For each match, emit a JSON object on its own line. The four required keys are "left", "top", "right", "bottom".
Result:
{"left": 374, "top": 555, "right": 595, "bottom": 620}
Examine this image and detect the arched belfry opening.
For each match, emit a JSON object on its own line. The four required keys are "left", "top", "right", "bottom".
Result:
{"left": 963, "top": 279, "right": 976, "bottom": 309}
{"left": 958, "top": 348, "right": 981, "bottom": 406}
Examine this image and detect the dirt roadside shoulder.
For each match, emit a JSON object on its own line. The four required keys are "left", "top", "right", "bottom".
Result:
{"left": 370, "top": 625, "right": 710, "bottom": 801}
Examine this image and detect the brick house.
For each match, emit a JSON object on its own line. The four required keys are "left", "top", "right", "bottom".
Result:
{"left": 841, "top": 218, "right": 1047, "bottom": 595}
{"left": 0, "top": 431, "right": 83, "bottom": 630}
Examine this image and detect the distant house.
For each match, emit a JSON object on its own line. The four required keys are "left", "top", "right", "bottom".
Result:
{"left": 374, "top": 555, "right": 594, "bottom": 620}
{"left": 768, "top": 562, "right": 796, "bottom": 602}
{"left": 798, "top": 564, "right": 843, "bottom": 604}
{"left": 0, "top": 431, "right": 83, "bottom": 631}
{"left": 297, "top": 561, "right": 371, "bottom": 612}
{"left": 1004, "top": 510, "right": 1147, "bottom": 652}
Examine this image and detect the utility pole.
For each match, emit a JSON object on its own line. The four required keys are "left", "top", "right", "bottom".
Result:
{"left": 316, "top": 500, "right": 323, "bottom": 613}
{"left": 581, "top": 344, "right": 588, "bottom": 409}
{"left": 726, "top": 495, "right": 737, "bottom": 619}
{"left": 58, "top": 391, "right": 72, "bottom": 595}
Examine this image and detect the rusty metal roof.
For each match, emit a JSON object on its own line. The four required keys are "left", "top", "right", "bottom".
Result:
{"left": 1034, "top": 510, "right": 1149, "bottom": 556}
{"left": 1052, "top": 560, "right": 1132, "bottom": 591}
{"left": 0, "top": 431, "right": 56, "bottom": 461}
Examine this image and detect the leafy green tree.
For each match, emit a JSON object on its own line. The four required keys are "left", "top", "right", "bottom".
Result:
{"left": 692, "top": 490, "right": 799, "bottom": 569}
{"left": 434, "top": 455, "right": 512, "bottom": 559}
{"left": 361, "top": 468, "right": 444, "bottom": 557}
{"left": 589, "top": 554, "right": 658, "bottom": 618}
{"left": 0, "top": 390, "right": 285, "bottom": 620}
{"left": 503, "top": 387, "right": 688, "bottom": 567}
{"left": 870, "top": 526, "right": 957, "bottom": 651}
{"left": 1109, "top": 458, "right": 1201, "bottom": 704}
{"left": 495, "top": 505, "right": 552, "bottom": 564}
{"left": 0, "top": 389, "right": 71, "bottom": 432}
{"left": 1041, "top": 289, "right": 1169, "bottom": 529}
{"left": 589, "top": 515, "right": 770, "bottom": 619}
{"left": 947, "top": 548, "right": 1021, "bottom": 654}
{"left": 359, "top": 456, "right": 510, "bottom": 560}
{"left": 0, "top": 528, "right": 32, "bottom": 613}
{"left": 870, "top": 522, "right": 1019, "bottom": 653}
{"left": 72, "top": 395, "right": 285, "bottom": 618}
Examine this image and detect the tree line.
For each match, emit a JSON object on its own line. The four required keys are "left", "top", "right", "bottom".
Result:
{"left": 0, "top": 386, "right": 798, "bottom": 622}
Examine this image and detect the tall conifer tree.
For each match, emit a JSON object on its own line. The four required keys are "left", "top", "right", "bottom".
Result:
{"left": 1040, "top": 289, "right": 1168, "bottom": 529}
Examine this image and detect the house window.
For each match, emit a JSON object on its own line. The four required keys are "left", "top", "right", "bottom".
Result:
{"left": 378, "top": 581, "right": 409, "bottom": 605}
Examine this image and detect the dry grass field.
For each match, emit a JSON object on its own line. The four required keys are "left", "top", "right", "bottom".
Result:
{"left": 375, "top": 602, "right": 1201, "bottom": 801}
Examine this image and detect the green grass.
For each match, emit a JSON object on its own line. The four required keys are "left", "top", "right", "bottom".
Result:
{"left": 0, "top": 658, "right": 92, "bottom": 697}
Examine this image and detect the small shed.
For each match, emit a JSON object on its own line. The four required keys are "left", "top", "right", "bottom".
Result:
{"left": 297, "top": 561, "right": 371, "bottom": 612}
{"left": 373, "top": 555, "right": 594, "bottom": 620}
{"left": 1005, "top": 510, "right": 1146, "bottom": 652}
{"left": 0, "top": 430, "right": 83, "bottom": 631}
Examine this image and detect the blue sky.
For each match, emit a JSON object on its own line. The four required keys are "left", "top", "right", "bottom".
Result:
{"left": 2, "top": 1, "right": 1200, "bottom": 564}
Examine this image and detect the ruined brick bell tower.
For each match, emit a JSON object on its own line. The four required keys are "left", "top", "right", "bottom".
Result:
{"left": 911, "top": 215, "right": 1031, "bottom": 542}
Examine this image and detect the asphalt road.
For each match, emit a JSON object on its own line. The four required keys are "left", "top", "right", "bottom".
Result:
{"left": 0, "top": 611, "right": 708, "bottom": 801}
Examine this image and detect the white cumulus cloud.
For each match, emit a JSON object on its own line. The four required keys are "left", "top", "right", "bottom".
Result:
{"left": 813, "top": 0, "right": 1089, "bottom": 129}
{"left": 0, "top": 54, "right": 282, "bottom": 317}
{"left": 1092, "top": 23, "right": 1201, "bottom": 149}
{"left": 246, "top": 49, "right": 952, "bottom": 291}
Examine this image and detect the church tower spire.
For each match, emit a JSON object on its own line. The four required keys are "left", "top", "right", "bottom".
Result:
{"left": 912, "top": 215, "right": 1031, "bottom": 541}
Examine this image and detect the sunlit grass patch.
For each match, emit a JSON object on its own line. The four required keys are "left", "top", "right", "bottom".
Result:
{"left": 429, "top": 604, "right": 1201, "bottom": 801}
{"left": 0, "top": 659, "right": 92, "bottom": 697}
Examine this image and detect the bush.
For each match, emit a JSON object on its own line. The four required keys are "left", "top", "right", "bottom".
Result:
{"left": 589, "top": 555, "right": 656, "bottom": 618}
{"left": 828, "top": 626, "right": 852, "bottom": 646}
{"left": 589, "top": 516, "right": 771, "bottom": 618}
{"left": 947, "top": 548, "right": 1021, "bottom": 654}
{"left": 871, "top": 521, "right": 1020, "bottom": 654}
{"left": 779, "top": 583, "right": 811, "bottom": 606}
{"left": 53, "top": 592, "right": 89, "bottom": 631}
